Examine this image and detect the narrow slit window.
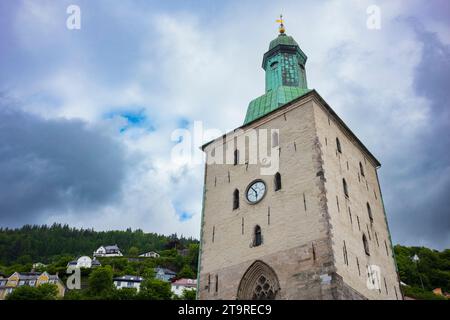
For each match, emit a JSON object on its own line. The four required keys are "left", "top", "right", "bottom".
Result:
{"left": 343, "top": 178, "right": 349, "bottom": 198}
{"left": 363, "top": 234, "right": 370, "bottom": 256}
{"left": 343, "top": 241, "right": 348, "bottom": 265}
{"left": 384, "top": 278, "right": 388, "bottom": 295}
{"left": 254, "top": 225, "right": 262, "bottom": 247}
{"left": 233, "top": 189, "right": 239, "bottom": 210}
{"left": 207, "top": 274, "right": 211, "bottom": 292}
{"left": 274, "top": 172, "right": 282, "bottom": 191}
{"left": 272, "top": 131, "right": 279, "bottom": 148}
{"left": 312, "top": 244, "right": 316, "bottom": 262}
{"left": 336, "top": 137, "right": 342, "bottom": 153}
{"left": 367, "top": 202, "right": 373, "bottom": 223}
{"left": 356, "top": 257, "right": 361, "bottom": 276}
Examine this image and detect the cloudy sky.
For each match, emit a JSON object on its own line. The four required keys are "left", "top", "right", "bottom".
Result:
{"left": 0, "top": 0, "right": 449, "bottom": 249}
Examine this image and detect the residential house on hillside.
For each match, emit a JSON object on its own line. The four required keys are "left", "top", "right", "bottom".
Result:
{"left": 67, "top": 256, "right": 101, "bottom": 268}
{"left": 139, "top": 251, "right": 160, "bottom": 258}
{"left": 93, "top": 245, "right": 123, "bottom": 257}
{"left": 171, "top": 278, "right": 197, "bottom": 296}
{"left": 0, "top": 272, "right": 65, "bottom": 300}
{"left": 113, "top": 275, "right": 144, "bottom": 292}
{"left": 154, "top": 267, "right": 176, "bottom": 282}
{"left": 433, "top": 288, "right": 450, "bottom": 298}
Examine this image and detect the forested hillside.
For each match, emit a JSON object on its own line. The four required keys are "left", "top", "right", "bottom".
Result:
{"left": 394, "top": 245, "right": 450, "bottom": 300}
{"left": 0, "top": 224, "right": 198, "bottom": 266}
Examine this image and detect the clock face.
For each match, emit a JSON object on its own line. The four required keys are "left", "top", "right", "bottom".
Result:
{"left": 246, "top": 180, "right": 266, "bottom": 204}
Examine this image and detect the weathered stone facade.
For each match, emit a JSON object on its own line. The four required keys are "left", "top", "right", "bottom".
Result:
{"left": 197, "top": 92, "right": 402, "bottom": 300}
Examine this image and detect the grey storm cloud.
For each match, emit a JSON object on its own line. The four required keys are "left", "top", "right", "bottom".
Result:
{"left": 319, "top": 18, "right": 450, "bottom": 250}
{"left": 382, "top": 20, "right": 450, "bottom": 250}
{"left": 0, "top": 102, "right": 127, "bottom": 226}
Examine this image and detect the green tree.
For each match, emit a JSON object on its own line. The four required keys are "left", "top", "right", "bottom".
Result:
{"left": 16, "top": 255, "right": 32, "bottom": 265}
{"left": 403, "top": 286, "right": 447, "bottom": 300}
{"left": 6, "top": 283, "right": 58, "bottom": 300}
{"left": 143, "top": 267, "right": 156, "bottom": 279}
{"left": 181, "top": 288, "right": 196, "bottom": 300}
{"left": 112, "top": 287, "right": 138, "bottom": 300}
{"left": 128, "top": 247, "right": 139, "bottom": 257}
{"left": 63, "top": 289, "right": 87, "bottom": 300}
{"left": 138, "top": 278, "right": 172, "bottom": 300}
{"left": 177, "top": 264, "right": 195, "bottom": 279}
{"left": 88, "top": 266, "right": 114, "bottom": 297}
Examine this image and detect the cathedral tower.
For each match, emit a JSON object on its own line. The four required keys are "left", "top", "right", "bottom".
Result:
{"left": 197, "top": 19, "right": 401, "bottom": 300}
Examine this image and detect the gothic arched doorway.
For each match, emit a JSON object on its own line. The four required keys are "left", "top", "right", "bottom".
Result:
{"left": 237, "top": 260, "right": 280, "bottom": 300}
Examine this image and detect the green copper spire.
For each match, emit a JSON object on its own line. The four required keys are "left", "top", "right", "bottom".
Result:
{"left": 244, "top": 18, "right": 311, "bottom": 125}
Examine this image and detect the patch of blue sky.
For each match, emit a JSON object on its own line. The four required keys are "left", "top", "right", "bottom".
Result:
{"left": 177, "top": 117, "right": 190, "bottom": 129}
{"left": 178, "top": 211, "right": 194, "bottom": 222}
{"left": 105, "top": 108, "right": 155, "bottom": 133}
{"left": 170, "top": 117, "right": 191, "bottom": 144}
{"left": 173, "top": 202, "right": 194, "bottom": 222}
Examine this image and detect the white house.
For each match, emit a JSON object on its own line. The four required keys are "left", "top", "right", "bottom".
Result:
{"left": 113, "top": 275, "right": 143, "bottom": 292}
{"left": 154, "top": 267, "right": 177, "bottom": 282}
{"left": 67, "top": 256, "right": 92, "bottom": 268}
{"left": 93, "top": 245, "right": 123, "bottom": 257}
{"left": 139, "top": 251, "right": 160, "bottom": 258}
{"left": 67, "top": 256, "right": 101, "bottom": 268}
{"left": 171, "top": 278, "right": 197, "bottom": 297}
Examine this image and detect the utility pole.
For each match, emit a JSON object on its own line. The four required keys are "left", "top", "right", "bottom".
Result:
{"left": 412, "top": 254, "right": 425, "bottom": 290}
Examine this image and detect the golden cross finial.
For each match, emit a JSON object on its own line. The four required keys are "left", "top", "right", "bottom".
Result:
{"left": 276, "top": 14, "right": 285, "bottom": 34}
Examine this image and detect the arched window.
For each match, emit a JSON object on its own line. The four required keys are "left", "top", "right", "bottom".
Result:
{"left": 363, "top": 234, "right": 370, "bottom": 256}
{"left": 359, "top": 162, "right": 365, "bottom": 177}
{"left": 336, "top": 137, "right": 342, "bottom": 153}
{"left": 233, "top": 189, "right": 239, "bottom": 210}
{"left": 367, "top": 202, "right": 373, "bottom": 223}
{"left": 254, "top": 225, "right": 262, "bottom": 247}
{"left": 274, "top": 172, "right": 282, "bottom": 191}
{"left": 234, "top": 149, "right": 239, "bottom": 165}
{"left": 237, "top": 260, "right": 280, "bottom": 300}
{"left": 272, "top": 131, "right": 279, "bottom": 148}
{"left": 343, "top": 178, "right": 349, "bottom": 198}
